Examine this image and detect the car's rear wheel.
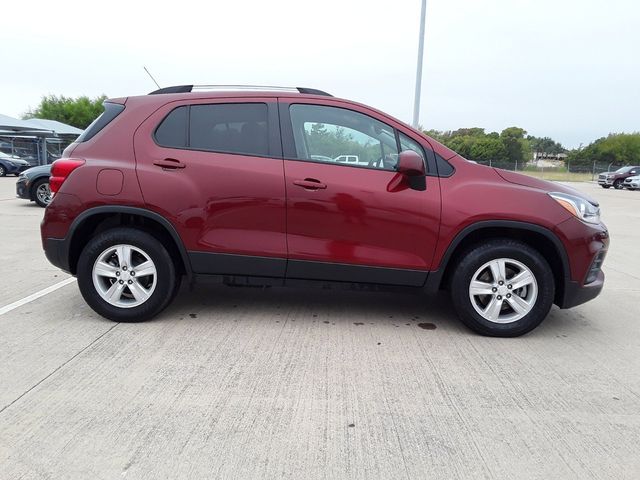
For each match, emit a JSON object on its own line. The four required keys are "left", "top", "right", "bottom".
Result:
{"left": 614, "top": 179, "right": 623, "bottom": 189}
{"left": 77, "top": 228, "right": 177, "bottom": 322}
{"left": 450, "top": 239, "right": 554, "bottom": 337}
{"left": 33, "top": 178, "right": 52, "bottom": 207}
{"left": 0, "top": 165, "right": 5, "bottom": 177}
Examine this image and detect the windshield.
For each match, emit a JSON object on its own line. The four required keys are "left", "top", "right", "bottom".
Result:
{"left": 615, "top": 166, "right": 633, "bottom": 173}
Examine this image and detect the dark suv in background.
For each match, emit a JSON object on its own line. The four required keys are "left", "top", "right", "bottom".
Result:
{"left": 40, "top": 85, "right": 609, "bottom": 337}
{"left": 598, "top": 166, "right": 640, "bottom": 189}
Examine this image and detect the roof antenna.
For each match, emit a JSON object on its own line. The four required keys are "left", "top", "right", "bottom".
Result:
{"left": 143, "top": 66, "right": 161, "bottom": 89}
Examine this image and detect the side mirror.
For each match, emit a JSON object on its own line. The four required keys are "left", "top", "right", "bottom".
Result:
{"left": 397, "top": 150, "right": 426, "bottom": 177}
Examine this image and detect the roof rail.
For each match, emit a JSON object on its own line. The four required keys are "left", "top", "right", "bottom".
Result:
{"left": 148, "top": 85, "right": 332, "bottom": 96}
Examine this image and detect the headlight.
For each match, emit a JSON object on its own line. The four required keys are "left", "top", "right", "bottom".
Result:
{"left": 549, "top": 192, "right": 600, "bottom": 224}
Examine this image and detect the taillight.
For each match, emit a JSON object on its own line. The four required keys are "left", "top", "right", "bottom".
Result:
{"left": 50, "top": 158, "right": 85, "bottom": 193}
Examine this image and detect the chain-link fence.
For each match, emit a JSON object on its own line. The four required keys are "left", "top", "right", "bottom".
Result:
{"left": 472, "top": 160, "right": 623, "bottom": 182}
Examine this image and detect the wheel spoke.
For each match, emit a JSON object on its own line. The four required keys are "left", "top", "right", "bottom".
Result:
{"left": 116, "top": 245, "right": 132, "bottom": 268}
{"left": 470, "top": 280, "right": 494, "bottom": 296}
{"left": 128, "top": 280, "right": 151, "bottom": 303}
{"left": 483, "top": 296, "right": 503, "bottom": 321}
{"left": 509, "top": 270, "right": 534, "bottom": 290}
{"left": 507, "top": 294, "right": 531, "bottom": 315}
{"left": 105, "top": 281, "right": 126, "bottom": 302}
{"left": 134, "top": 260, "right": 156, "bottom": 277}
{"left": 94, "top": 261, "right": 118, "bottom": 278}
{"left": 489, "top": 259, "right": 506, "bottom": 282}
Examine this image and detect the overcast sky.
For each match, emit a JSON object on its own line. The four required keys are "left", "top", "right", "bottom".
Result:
{"left": 1, "top": 0, "right": 637, "bottom": 148}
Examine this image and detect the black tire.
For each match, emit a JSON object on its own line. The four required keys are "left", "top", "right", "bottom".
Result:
{"left": 601, "top": 185, "right": 610, "bottom": 189}
{"left": 32, "top": 178, "right": 52, "bottom": 207}
{"left": 77, "top": 227, "right": 177, "bottom": 322}
{"left": 0, "top": 165, "right": 5, "bottom": 177}
{"left": 450, "top": 239, "right": 555, "bottom": 337}
{"left": 614, "top": 179, "right": 623, "bottom": 189}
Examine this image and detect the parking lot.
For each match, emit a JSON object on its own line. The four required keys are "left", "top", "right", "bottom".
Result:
{"left": 0, "top": 177, "right": 639, "bottom": 479}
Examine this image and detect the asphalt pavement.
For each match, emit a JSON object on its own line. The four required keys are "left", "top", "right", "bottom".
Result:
{"left": 0, "top": 177, "right": 638, "bottom": 479}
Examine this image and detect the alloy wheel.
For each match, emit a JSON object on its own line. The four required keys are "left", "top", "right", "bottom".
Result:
{"left": 468, "top": 258, "right": 538, "bottom": 324}
{"left": 92, "top": 244, "right": 157, "bottom": 308}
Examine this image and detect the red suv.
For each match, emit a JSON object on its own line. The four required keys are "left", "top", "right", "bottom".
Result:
{"left": 41, "top": 85, "right": 608, "bottom": 337}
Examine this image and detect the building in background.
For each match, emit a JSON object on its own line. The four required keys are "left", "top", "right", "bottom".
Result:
{"left": 0, "top": 114, "right": 82, "bottom": 165}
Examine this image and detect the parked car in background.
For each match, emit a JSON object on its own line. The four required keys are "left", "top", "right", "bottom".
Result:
{"left": 623, "top": 175, "right": 640, "bottom": 190}
{"left": 598, "top": 166, "right": 640, "bottom": 189}
{"left": 0, "top": 152, "right": 31, "bottom": 176}
{"left": 16, "top": 165, "right": 52, "bottom": 207}
{"left": 40, "top": 85, "right": 609, "bottom": 337}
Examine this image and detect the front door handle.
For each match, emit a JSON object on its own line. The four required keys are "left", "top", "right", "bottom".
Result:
{"left": 293, "top": 178, "right": 327, "bottom": 190}
{"left": 153, "top": 158, "right": 186, "bottom": 170}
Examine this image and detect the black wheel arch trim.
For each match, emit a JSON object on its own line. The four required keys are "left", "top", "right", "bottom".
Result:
{"left": 47, "top": 205, "right": 193, "bottom": 280}
{"left": 424, "top": 219, "right": 571, "bottom": 295}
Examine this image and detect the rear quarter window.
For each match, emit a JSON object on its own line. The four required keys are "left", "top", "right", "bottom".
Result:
{"left": 76, "top": 102, "right": 125, "bottom": 142}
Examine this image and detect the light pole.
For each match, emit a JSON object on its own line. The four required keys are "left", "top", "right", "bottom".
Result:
{"left": 412, "top": 0, "right": 428, "bottom": 128}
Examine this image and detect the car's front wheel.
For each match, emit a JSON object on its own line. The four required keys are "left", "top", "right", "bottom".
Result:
{"left": 33, "top": 178, "right": 52, "bottom": 207}
{"left": 77, "top": 228, "right": 178, "bottom": 322}
{"left": 614, "top": 179, "right": 624, "bottom": 189}
{"left": 0, "top": 165, "right": 5, "bottom": 177}
{"left": 450, "top": 239, "right": 554, "bottom": 337}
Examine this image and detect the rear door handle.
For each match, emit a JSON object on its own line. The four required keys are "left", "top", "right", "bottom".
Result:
{"left": 153, "top": 158, "right": 186, "bottom": 170}
{"left": 293, "top": 178, "right": 327, "bottom": 190}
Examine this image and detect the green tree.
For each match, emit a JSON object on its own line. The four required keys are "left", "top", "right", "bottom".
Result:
{"left": 527, "top": 135, "right": 566, "bottom": 154}
{"left": 469, "top": 137, "right": 509, "bottom": 163}
{"left": 567, "top": 133, "right": 640, "bottom": 166}
{"left": 500, "top": 127, "right": 528, "bottom": 166}
{"left": 24, "top": 95, "right": 107, "bottom": 129}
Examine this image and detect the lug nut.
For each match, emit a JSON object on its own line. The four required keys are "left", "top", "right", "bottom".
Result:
{"left": 119, "top": 280, "right": 124, "bottom": 284}
{"left": 127, "top": 280, "right": 133, "bottom": 284}
{"left": 498, "top": 280, "right": 504, "bottom": 286}
{"left": 497, "top": 295, "right": 502, "bottom": 300}
{"left": 115, "top": 271, "right": 120, "bottom": 276}
{"left": 130, "top": 271, "right": 135, "bottom": 276}
{"left": 122, "top": 266, "right": 128, "bottom": 271}
{"left": 506, "top": 293, "right": 512, "bottom": 298}
{"left": 507, "top": 284, "right": 512, "bottom": 289}
{"left": 491, "top": 287, "right": 498, "bottom": 293}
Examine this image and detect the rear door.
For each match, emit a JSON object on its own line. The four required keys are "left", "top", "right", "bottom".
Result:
{"left": 134, "top": 98, "right": 287, "bottom": 277}
{"left": 279, "top": 99, "right": 441, "bottom": 286}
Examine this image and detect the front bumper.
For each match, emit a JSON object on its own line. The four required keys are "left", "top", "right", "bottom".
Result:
{"left": 16, "top": 178, "right": 30, "bottom": 200}
{"left": 625, "top": 182, "right": 639, "bottom": 189}
{"left": 559, "top": 270, "right": 605, "bottom": 309}
{"left": 598, "top": 177, "right": 614, "bottom": 185}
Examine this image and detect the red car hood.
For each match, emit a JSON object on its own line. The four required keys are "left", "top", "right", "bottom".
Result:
{"left": 494, "top": 168, "right": 600, "bottom": 206}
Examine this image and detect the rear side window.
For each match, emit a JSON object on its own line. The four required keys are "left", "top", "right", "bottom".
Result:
{"left": 190, "top": 104, "right": 268, "bottom": 156}
{"left": 76, "top": 102, "right": 125, "bottom": 142}
{"left": 154, "top": 103, "right": 269, "bottom": 157}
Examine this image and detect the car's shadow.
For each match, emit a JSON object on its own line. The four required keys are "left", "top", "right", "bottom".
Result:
{"left": 151, "top": 281, "right": 588, "bottom": 339}
{"left": 158, "top": 282, "right": 460, "bottom": 331}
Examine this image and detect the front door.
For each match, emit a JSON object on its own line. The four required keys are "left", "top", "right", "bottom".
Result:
{"left": 280, "top": 101, "right": 441, "bottom": 286}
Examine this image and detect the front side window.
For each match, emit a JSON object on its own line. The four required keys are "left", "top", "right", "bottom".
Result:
{"left": 289, "top": 104, "right": 399, "bottom": 170}
{"left": 399, "top": 132, "right": 426, "bottom": 162}
{"left": 154, "top": 103, "right": 270, "bottom": 157}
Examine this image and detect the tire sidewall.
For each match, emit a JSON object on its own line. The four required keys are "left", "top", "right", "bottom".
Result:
{"left": 77, "top": 228, "right": 176, "bottom": 322}
{"left": 451, "top": 240, "right": 555, "bottom": 337}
